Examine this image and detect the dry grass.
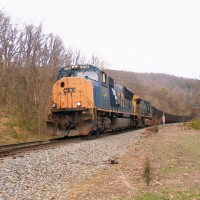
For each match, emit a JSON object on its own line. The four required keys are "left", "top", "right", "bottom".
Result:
{"left": 0, "top": 109, "right": 55, "bottom": 145}
{"left": 67, "top": 124, "right": 200, "bottom": 200}
{"left": 187, "top": 119, "right": 200, "bottom": 130}
{"left": 143, "top": 157, "right": 152, "bottom": 186}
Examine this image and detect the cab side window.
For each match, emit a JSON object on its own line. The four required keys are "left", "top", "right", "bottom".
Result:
{"left": 102, "top": 72, "right": 107, "bottom": 84}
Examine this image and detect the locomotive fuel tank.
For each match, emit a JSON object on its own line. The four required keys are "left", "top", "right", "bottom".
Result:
{"left": 110, "top": 117, "right": 133, "bottom": 130}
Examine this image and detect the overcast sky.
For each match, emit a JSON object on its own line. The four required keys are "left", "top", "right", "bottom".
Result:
{"left": 1, "top": 0, "right": 200, "bottom": 79}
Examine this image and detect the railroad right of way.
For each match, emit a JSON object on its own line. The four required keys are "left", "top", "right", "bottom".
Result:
{"left": 0, "top": 128, "right": 145, "bottom": 200}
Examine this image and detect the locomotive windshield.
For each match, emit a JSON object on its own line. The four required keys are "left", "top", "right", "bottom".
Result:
{"left": 77, "top": 70, "right": 99, "bottom": 81}
{"left": 56, "top": 65, "right": 100, "bottom": 82}
{"left": 56, "top": 71, "right": 74, "bottom": 81}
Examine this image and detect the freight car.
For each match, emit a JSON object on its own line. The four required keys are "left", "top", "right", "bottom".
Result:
{"left": 46, "top": 64, "right": 190, "bottom": 137}
{"left": 151, "top": 106, "right": 191, "bottom": 124}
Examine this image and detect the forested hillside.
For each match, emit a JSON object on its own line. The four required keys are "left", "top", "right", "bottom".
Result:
{"left": 105, "top": 69, "right": 200, "bottom": 115}
{"left": 0, "top": 10, "right": 199, "bottom": 138}
{"left": 0, "top": 10, "right": 106, "bottom": 136}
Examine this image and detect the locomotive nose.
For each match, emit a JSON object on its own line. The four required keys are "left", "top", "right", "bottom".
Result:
{"left": 52, "top": 77, "right": 94, "bottom": 109}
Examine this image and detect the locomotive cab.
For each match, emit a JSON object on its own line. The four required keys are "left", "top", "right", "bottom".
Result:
{"left": 132, "top": 95, "right": 152, "bottom": 126}
{"left": 46, "top": 65, "right": 98, "bottom": 136}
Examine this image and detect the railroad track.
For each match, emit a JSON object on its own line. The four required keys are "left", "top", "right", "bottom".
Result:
{"left": 0, "top": 137, "right": 82, "bottom": 159}
{"left": 0, "top": 126, "right": 151, "bottom": 159}
{"left": 0, "top": 129, "right": 135, "bottom": 159}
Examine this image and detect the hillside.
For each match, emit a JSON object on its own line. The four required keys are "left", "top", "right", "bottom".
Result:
{"left": 105, "top": 69, "right": 200, "bottom": 115}
{"left": 1, "top": 67, "right": 199, "bottom": 145}
{"left": 0, "top": 10, "right": 200, "bottom": 141}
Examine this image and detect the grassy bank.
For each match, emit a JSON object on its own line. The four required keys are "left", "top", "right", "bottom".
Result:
{"left": 66, "top": 124, "right": 200, "bottom": 199}
{"left": 187, "top": 119, "right": 200, "bottom": 130}
{"left": 130, "top": 124, "right": 200, "bottom": 199}
{"left": 0, "top": 107, "right": 55, "bottom": 145}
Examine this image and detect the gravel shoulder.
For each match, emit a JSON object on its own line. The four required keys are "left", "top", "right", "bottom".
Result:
{"left": 1, "top": 124, "right": 200, "bottom": 200}
{"left": 67, "top": 124, "right": 200, "bottom": 200}
{"left": 0, "top": 129, "right": 142, "bottom": 200}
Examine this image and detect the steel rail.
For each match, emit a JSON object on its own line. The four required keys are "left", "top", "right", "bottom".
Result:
{"left": 0, "top": 137, "right": 82, "bottom": 158}
{"left": 0, "top": 125, "right": 165, "bottom": 159}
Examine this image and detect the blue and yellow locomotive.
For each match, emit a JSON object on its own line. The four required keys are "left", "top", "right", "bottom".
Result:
{"left": 46, "top": 65, "right": 139, "bottom": 136}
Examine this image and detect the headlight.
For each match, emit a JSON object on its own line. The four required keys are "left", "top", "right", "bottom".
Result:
{"left": 77, "top": 101, "right": 81, "bottom": 107}
{"left": 72, "top": 65, "right": 78, "bottom": 69}
{"left": 52, "top": 103, "right": 57, "bottom": 108}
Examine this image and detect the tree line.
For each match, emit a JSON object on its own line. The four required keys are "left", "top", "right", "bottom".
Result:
{"left": 0, "top": 10, "right": 108, "bottom": 133}
{"left": 105, "top": 69, "right": 200, "bottom": 115}
{"left": 0, "top": 10, "right": 199, "bottom": 134}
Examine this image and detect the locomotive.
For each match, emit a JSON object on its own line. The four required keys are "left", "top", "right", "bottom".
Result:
{"left": 46, "top": 64, "right": 189, "bottom": 137}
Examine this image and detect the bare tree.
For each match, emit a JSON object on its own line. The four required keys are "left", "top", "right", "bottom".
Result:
{"left": 90, "top": 54, "right": 110, "bottom": 69}
{"left": 0, "top": 10, "right": 78, "bottom": 133}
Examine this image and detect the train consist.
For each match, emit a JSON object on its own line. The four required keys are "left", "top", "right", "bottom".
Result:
{"left": 46, "top": 65, "right": 190, "bottom": 137}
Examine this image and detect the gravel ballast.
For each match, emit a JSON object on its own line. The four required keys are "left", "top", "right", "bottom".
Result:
{"left": 0, "top": 129, "right": 142, "bottom": 200}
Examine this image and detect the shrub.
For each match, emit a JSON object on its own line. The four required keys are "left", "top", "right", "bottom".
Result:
{"left": 187, "top": 120, "right": 200, "bottom": 130}
{"left": 143, "top": 158, "right": 152, "bottom": 186}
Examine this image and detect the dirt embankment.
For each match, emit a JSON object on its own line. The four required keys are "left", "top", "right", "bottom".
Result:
{"left": 67, "top": 124, "right": 200, "bottom": 200}
{"left": 0, "top": 107, "right": 55, "bottom": 145}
